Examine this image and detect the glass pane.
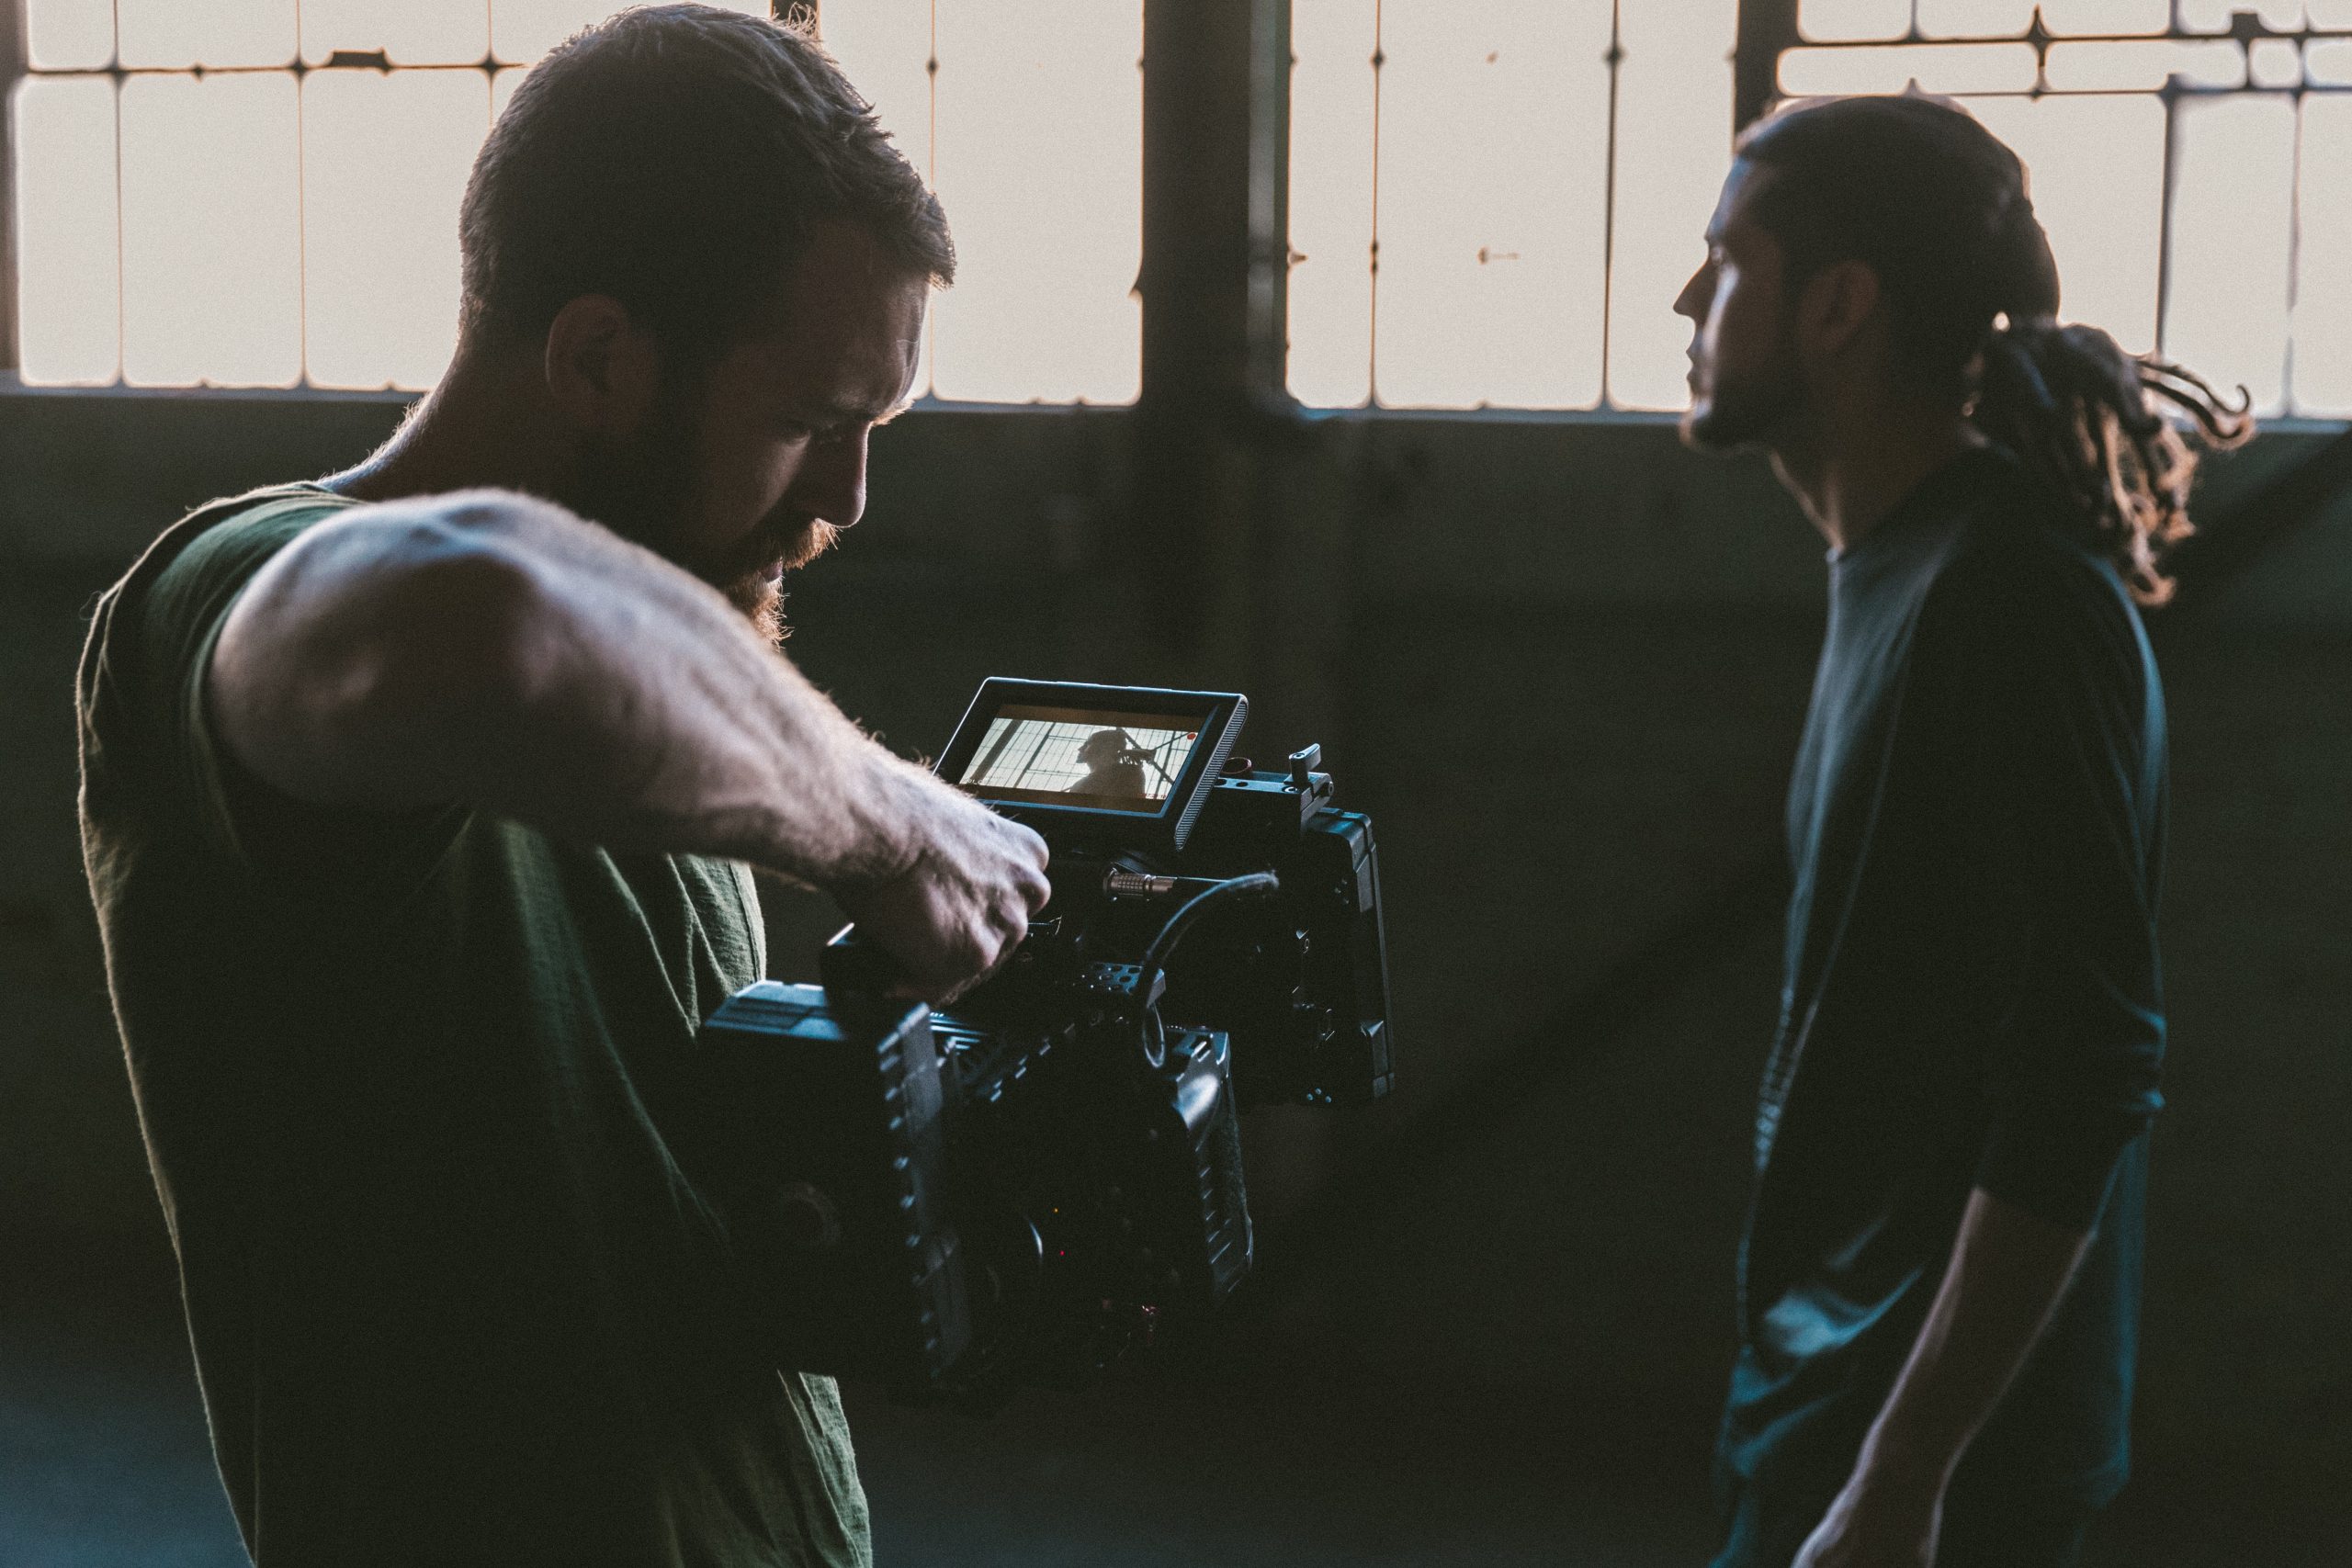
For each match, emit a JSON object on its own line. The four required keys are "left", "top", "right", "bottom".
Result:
{"left": 300, "top": 0, "right": 491, "bottom": 65}
{"left": 1778, "top": 41, "right": 2041, "bottom": 96}
{"left": 816, "top": 0, "right": 937, "bottom": 396}
{"left": 1965, "top": 96, "right": 2165, "bottom": 353}
{"left": 2041, "top": 38, "right": 2245, "bottom": 91}
{"left": 119, "top": 73, "right": 303, "bottom": 386}
{"left": 928, "top": 0, "right": 1141, "bottom": 404}
{"left": 26, "top": 0, "right": 114, "bottom": 70}
{"left": 2038, "top": 0, "right": 2170, "bottom": 33}
{"left": 2290, "top": 95, "right": 2352, "bottom": 415}
{"left": 304, "top": 70, "right": 491, "bottom": 389}
{"left": 1916, "top": 0, "right": 2037, "bottom": 39}
{"left": 117, "top": 0, "right": 297, "bottom": 69}
{"left": 2162, "top": 95, "right": 2296, "bottom": 416}
{"left": 1609, "top": 0, "right": 1737, "bottom": 411}
{"left": 13, "top": 75, "right": 120, "bottom": 385}
{"left": 1371, "top": 0, "right": 1613, "bottom": 410}
{"left": 1285, "top": 0, "right": 1378, "bottom": 408}
{"left": 2248, "top": 39, "right": 2302, "bottom": 89}
{"left": 492, "top": 1, "right": 766, "bottom": 65}
{"left": 1797, "top": 0, "right": 1912, "bottom": 43}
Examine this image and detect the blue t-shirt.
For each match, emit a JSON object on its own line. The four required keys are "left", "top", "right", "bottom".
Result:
{"left": 1721, "top": 447, "right": 2165, "bottom": 1506}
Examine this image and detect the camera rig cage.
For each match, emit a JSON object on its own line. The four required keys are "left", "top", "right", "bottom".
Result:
{"left": 684, "top": 680, "right": 1393, "bottom": 1403}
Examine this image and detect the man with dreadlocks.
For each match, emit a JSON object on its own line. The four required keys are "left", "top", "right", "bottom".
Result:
{"left": 1672, "top": 94, "right": 2247, "bottom": 1568}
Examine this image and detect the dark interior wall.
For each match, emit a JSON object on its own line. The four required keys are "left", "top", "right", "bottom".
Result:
{"left": 3, "top": 391, "right": 2346, "bottom": 1514}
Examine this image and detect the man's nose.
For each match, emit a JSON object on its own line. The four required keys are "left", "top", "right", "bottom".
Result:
{"left": 1673, "top": 265, "right": 1711, "bottom": 322}
{"left": 800, "top": 429, "right": 870, "bottom": 531}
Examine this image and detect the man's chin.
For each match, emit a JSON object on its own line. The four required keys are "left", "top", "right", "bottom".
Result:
{"left": 720, "top": 521, "right": 839, "bottom": 645}
{"left": 1680, "top": 395, "right": 1780, "bottom": 455}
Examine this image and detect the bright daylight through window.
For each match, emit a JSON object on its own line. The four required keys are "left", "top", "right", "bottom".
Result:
{"left": 1289, "top": 0, "right": 1741, "bottom": 412}
{"left": 9, "top": 0, "right": 1145, "bottom": 402}
{"left": 1287, "top": 0, "right": 2352, "bottom": 418}
{"left": 12, "top": 2, "right": 2351, "bottom": 416}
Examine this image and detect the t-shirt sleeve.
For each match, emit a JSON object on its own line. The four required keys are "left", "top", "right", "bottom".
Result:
{"left": 128, "top": 499, "right": 460, "bottom": 888}
{"left": 134, "top": 502, "right": 345, "bottom": 866}
{"left": 1917, "top": 536, "right": 2168, "bottom": 1231}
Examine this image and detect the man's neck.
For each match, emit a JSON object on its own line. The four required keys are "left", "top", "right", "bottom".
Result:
{"left": 327, "top": 344, "right": 574, "bottom": 505}
{"left": 1770, "top": 401, "right": 1983, "bottom": 555}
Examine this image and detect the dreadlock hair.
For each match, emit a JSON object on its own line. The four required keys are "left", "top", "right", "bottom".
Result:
{"left": 1735, "top": 93, "right": 2251, "bottom": 604}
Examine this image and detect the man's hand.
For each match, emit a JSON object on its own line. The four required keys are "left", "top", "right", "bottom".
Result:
{"left": 1791, "top": 1471, "right": 1943, "bottom": 1568}
{"left": 833, "top": 773, "right": 1050, "bottom": 1003}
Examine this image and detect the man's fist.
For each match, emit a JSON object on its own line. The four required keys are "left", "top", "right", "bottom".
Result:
{"left": 834, "top": 773, "right": 1050, "bottom": 1004}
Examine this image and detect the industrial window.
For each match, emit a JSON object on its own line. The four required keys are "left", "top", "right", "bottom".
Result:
{"left": 16, "top": 3, "right": 2342, "bottom": 420}
{"left": 1286, "top": 0, "right": 2352, "bottom": 419}
{"left": 7, "top": 0, "right": 1144, "bottom": 403}
{"left": 817, "top": 1, "right": 1143, "bottom": 406}
{"left": 1287, "top": 0, "right": 1742, "bottom": 412}
{"left": 9, "top": 1, "right": 759, "bottom": 389}
{"left": 1779, "top": 0, "right": 2352, "bottom": 417}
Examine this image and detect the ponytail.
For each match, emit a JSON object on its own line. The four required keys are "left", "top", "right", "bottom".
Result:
{"left": 1976, "top": 321, "right": 2250, "bottom": 605}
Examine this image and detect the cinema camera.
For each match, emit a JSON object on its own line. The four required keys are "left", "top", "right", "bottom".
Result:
{"left": 686, "top": 679, "right": 1393, "bottom": 1402}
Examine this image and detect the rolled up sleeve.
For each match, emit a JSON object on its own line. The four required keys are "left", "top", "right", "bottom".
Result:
{"left": 1930, "top": 543, "right": 2168, "bottom": 1231}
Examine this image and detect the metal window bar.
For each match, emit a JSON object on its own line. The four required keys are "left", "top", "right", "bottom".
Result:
{"left": 0, "top": 1, "right": 24, "bottom": 370}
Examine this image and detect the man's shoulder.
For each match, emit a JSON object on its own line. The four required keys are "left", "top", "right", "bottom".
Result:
{"left": 79, "top": 483, "right": 363, "bottom": 818}
{"left": 84, "top": 486, "right": 356, "bottom": 700}
{"left": 1905, "top": 469, "right": 2154, "bottom": 716}
{"left": 140, "top": 483, "right": 358, "bottom": 617}
{"left": 1925, "top": 461, "right": 2139, "bottom": 641}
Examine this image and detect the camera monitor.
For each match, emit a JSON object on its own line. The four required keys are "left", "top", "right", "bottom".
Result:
{"left": 936, "top": 679, "right": 1246, "bottom": 851}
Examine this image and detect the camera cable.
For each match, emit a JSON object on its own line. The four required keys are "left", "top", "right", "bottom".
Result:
{"left": 1135, "top": 872, "right": 1281, "bottom": 1069}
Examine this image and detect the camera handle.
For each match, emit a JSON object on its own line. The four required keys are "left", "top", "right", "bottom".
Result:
{"left": 1135, "top": 872, "right": 1282, "bottom": 1069}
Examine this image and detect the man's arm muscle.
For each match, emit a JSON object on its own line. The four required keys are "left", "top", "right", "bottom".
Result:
{"left": 209, "top": 489, "right": 1046, "bottom": 994}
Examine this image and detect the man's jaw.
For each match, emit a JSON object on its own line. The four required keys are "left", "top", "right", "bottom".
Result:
{"left": 719, "top": 518, "right": 841, "bottom": 644}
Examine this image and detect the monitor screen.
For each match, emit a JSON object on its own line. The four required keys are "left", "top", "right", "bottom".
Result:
{"left": 957, "top": 704, "right": 1210, "bottom": 815}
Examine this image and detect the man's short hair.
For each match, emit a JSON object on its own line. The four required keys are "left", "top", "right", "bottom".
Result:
{"left": 459, "top": 3, "right": 953, "bottom": 357}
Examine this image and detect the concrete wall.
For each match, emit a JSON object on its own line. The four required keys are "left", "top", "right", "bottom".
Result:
{"left": 3, "top": 390, "right": 2345, "bottom": 1517}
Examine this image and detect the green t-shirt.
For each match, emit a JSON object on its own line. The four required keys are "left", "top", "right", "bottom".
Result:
{"left": 77, "top": 486, "right": 870, "bottom": 1567}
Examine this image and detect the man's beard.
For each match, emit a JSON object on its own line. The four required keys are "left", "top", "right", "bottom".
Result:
{"left": 714, "top": 517, "right": 840, "bottom": 646}
{"left": 1681, "top": 310, "right": 1807, "bottom": 454}
{"left": 1682, "top": 357, "right": 1807, "bottom": 453}
{"left": 565, "top": 405, "right": 838, "bottom": 647}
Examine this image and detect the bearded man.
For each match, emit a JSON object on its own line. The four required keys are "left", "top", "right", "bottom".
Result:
{"left": 1674, "top": 95, "right": 2245, "bottom": 1568}
{"left": 76, "top": 8, "right": 1048, "bottom": 1564}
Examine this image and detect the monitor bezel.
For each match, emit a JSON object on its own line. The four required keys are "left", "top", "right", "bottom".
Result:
{"left": 934, "top": 679, "right": 1247, "bottom": 852}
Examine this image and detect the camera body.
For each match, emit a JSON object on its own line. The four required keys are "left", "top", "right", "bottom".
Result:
{"left": 687, "top": 682, "right": 1392, "bottom": 1401}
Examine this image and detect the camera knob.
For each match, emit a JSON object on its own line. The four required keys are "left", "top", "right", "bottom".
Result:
{"left": 775, "top": 1181, "right": 844, "bottom": 1250}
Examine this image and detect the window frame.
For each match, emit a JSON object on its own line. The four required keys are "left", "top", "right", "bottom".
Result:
{"left": 6, "top": 0, "right": 2345, "bottom": 430}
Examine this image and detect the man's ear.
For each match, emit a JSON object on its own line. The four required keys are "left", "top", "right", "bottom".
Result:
{"left": 1792, "top": 258, "right": 1883, "bottom": 369}
{"left": 544, "top": 295, "right": 662, "bottom": 435}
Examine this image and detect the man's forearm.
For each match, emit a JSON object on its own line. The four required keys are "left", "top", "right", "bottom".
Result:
{"left": 213, "top": 490, "right": 922, "bottom": 886}
{"left": 1852, "top": 1187, "right": 2094, "bottom": 1492}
